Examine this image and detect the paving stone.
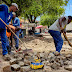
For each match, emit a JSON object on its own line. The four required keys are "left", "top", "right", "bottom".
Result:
{"left": 36, "top": 52, "right": 40, "bottom": 58}
{"left": 28, "top": 53, "right": 33, "bottom": 56}
{"left": 40, "top": 53, "right": 45, "bottom": 58}
{"left": 58, "top": 60, "right": 64, "bottom": 67}
{"left": 19, "top": 54, "right": 24, "bottom": 59}
{"left": 56, "top": 56, "right": 62, "bottom": 60}
{"left": 20, "top": 66, "right": 31, "bottom": 72}
{"left": 54, "top": 51, "right": 60, "bottom": 56}
{"left": 34, "top": 70, "right": 43, "bottom": 72}
{"left": 17, "top": 57, "right": 22, "bottom": 61}
{"left": 10, "top": 59, "right": 17, "bottom": 65}
{"left": 14, "top": 54, "right": 19, "bottom": 58}
{"left": 24, "top": 59, "right": 31, "bottom": 66}
{"left": 64, "top": 61, "right": 69, "bottom": 65}
{"left": 49, "top": 56, "right": 56, "bottom": 63}
{"left": 66, "top": 54, "right": 72, "bottom": 58}
{"left": 61, "top": 56, "right": 66, "bottom": 60}
{"left": 42, "top": 61, "right": 46, "bottom": 65}
{"left": 44, "top": 66, "right": 52, "bottom": 71}
{"left": 44, "top": 61, "right": 51, "bottom": 66}
{"left": 54, "top": 61, "right": 61, "bottom": 67}
{"left": 49, "top": 53, "right": 55, "bottom": 57}
{"left": 51, "top": 63, "right": 60, "bottom": 69}
{"left": 11, "top": 64, "right": 20, "bottom": 71}
{"left": 34, "top": 52, "right": 37, "bottom": 56}
{"left": 3, "top": 66, "right": 12, "bottom": 72}
{"left": 33, "top": 56, "right": 38, "bottom": 60}
{"left": 68, "top": 59, "right": 72, "bottom": 61}
{"left": 64, "top": 65, "right": 72, "bottom": 71}
{"left": 28, "top": 57, "right": 34, "bottom": 62}
{"left": 68, "top": 61, "right": 72, "bottom": 65}
{"left": 2, "top": 62, "right": 11, "bottom": 72}
{"left": 28, "top": 70, "right": 35, "bottom": 72}
{"left": 55, "top": 58, "right": 60, "bottom": 62}
{"left": 46, "top": 63, "right": 51, "bottom": 66}
{"left": 3, "top": 55, "right": 11, "bottom": 61}
{"left": 41, "top": 58, "right": 45, "bottom": 62}
{"left": 25, "top": 56, "right": 31, "bottom": 60}
{"left": 19, "top": 61, "right": 24, "bottom": 67}
{"left": 18, "top": 51, "right": 23, "bottom": 54}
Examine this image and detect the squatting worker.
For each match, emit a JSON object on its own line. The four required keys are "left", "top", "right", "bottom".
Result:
{"left": 0, "top": 3, "right": 18, "bottom": 58}
{"left": 48, "top": 16, "right": 72, "bottom": 53}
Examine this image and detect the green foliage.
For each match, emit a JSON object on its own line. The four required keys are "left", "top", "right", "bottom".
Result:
{"left": 40, "top": 0, "right": 69, "bottom": 26}
{"left": 23, "top": 1, "right": 43, "bottom": 17}
{"left": 40, "top": 14, "right": 58, "bottom": 26}
{"left": 3, "top": 0, "right": 69, "bottom": 23}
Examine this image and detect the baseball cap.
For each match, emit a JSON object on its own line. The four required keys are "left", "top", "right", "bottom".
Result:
{"left": 12, "top": 12, "right": 16, "bottom": 15}
{"left": 12, "top": 3, "right": 19, "bottom": 10}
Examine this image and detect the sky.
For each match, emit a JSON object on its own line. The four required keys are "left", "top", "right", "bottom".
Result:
{"left": 36, "top": 0, "right": 72, "bottom": 21}
{"left": 64, "top": 0, "right": 72, "bottom": 16}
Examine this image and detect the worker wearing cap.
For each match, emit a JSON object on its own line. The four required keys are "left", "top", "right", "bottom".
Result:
{"left": 0, "top": 3, "right": 18, "bottom": 56}
{"left": 48, "top": 16, "right": 72, "bottom": 53}
{"left": 12, "top": 12, "right": 20, "bottom": 49}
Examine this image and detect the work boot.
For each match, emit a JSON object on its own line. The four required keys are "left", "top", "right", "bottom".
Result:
{"left": 3, "top": 54, "right": 11, "bottom": 61}
{"left": 16, "top": 47, "right": 18, "bottom": 49}
{"left": 54, "top": 51, "right": 60, "bottom": 56}
{"left": 8, "top": 52, "right": 15, "bottom": 56}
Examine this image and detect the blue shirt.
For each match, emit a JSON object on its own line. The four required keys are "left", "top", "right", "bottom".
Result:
{"left": 7, "top": 11, "right": 13, "bottom": 25}
{"left": 12, "top": 17, "right": 20, "bottom": 27}
{"left": 0, "top": 4, "right": 13, "bottom": 29}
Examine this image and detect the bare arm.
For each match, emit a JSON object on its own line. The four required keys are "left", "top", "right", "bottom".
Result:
{"left": 59, "top": 17, "right": 66, "bottom": 27}
{"left": 59, "top": 17, "right": 66, "bottom": 33}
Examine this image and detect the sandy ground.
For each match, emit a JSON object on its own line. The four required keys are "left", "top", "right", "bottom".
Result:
{"left": 0, "top": 33, "right": 72, "bottom": 72}
{"left": 20, "top": 33, "right": 72, "bottom": 54}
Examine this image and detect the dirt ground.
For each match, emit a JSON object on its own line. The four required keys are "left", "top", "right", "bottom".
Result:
{"left": 20, "top": 33, "right": 72, "bottom": 54}
{"left": 0, "top": 33, "right": 72, "bottom": 72}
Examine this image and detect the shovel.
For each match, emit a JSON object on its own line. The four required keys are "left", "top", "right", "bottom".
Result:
{"left": 63, "top": 32, "right": 72, "bottom": 47}
{"left": 0, "top": 18, "right": 33, "bottom": 53}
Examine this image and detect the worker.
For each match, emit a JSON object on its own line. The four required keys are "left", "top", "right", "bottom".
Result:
{"left": 12, "top": 12, "right": 20, "bottom": 49}
{"left": 0, "top": 3, "right": 18, "bottom": 57}
{"left": 6, "top": 26, "right": 11, "bottom": 54}
{"left": 48, "top": 16, "right": 72, "bottom": 53}
{"left": 6, "top": 23, "right": 16, "bottom": 54}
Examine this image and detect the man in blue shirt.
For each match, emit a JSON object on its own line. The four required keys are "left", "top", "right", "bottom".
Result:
{"left": 12, "top": 12, "right": 20, "bottom": 49}
{"left": 0, "top": 3, "right": 19, "bottom": 57}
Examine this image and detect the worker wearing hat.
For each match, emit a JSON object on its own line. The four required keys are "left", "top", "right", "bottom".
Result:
{"left": 48, "top": 16, "right": 72, "bottom": 53}
{"left": 0, "top": 3, "right": 18, "bottom": 57}
{"left": 12, "top": 12, "right": 20, "bottom": 50}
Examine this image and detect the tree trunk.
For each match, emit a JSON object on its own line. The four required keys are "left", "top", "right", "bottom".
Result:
{"left": 34, "top": 16, "right": 36, "bottom": 23}
{"left": 11, "top": 0, "right": 13, "bottom": 3}
{"left": 30, "top": 15, "right": 32, "bottom": 23}
{"left": 26, "top": 14, "right": 31, "bottom": 23}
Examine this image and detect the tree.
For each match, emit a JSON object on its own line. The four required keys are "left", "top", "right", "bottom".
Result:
{"left": 40, "top": 0, "right": 69, "bottom": 26}
{"left": 2, "top": 0, "right": 69, "bottom": 23}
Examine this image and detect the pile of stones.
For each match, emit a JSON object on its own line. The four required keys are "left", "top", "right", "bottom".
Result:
{"left": 3, "top": 51, "right": 72, "bottom": 72}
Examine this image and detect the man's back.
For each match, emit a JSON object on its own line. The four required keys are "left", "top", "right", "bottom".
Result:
{"left": 0, "top": 4, "right": 8, "bottom": 29}
{"left": 12, "top": 17, "right": 20, "bottom": 27}
{"left": 49, "top": 16, "right": 68, "bottom": 32}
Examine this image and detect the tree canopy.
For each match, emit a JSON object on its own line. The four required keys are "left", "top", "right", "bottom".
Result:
{"left": 40, "top": 0, "right": 69, "bottom": 26}
{"left": 2, "top": 0, "right": 69, "bottom": 24}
